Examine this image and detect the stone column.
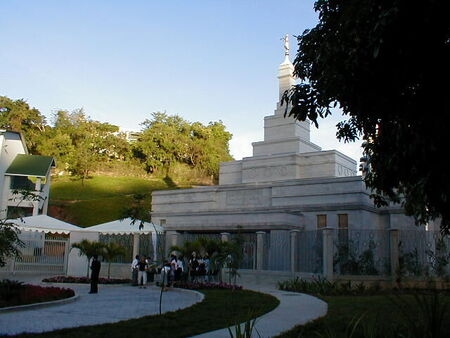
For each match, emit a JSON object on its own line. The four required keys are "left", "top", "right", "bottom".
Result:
{"left": 32, "top": 178, "right": 42, "bottom": 216}
{"left": 0, "top": 176, "right": 11, "bottom": 219}
{"left": 220, "top": 232, "right": 230, "bottom": 242}
{"left": 389, "top": 229, "right": 400, "bottom": 277}
{"left": 256, "top": 231, "right": 266, "bottom": 271}
{"left": 290, "top": 230, "right": 300, "bottom": 274}
{"left": 322, "top": 228, "right": 334, "bottom": 280}
{"left": 132, "top": 233, "right": 140, "bottom": 258}
{"left": 43, "top": 175, "right": 51, "bottom": 215}
{"left": 165, "top": 231, "right": 182, "bottom": 256}
{"left": 35, "top": 178, "right": 42, "bottom": 192}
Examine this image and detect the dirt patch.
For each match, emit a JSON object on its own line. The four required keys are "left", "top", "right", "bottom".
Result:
{"left": 47, "top": 204, "right": 79, "bottom": 226}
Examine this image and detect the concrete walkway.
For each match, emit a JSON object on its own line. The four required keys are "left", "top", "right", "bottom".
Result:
{"left": 0, "top": 274, "right": 327, "bottom": 337}
{"left": 0, "top": 282, "right": 203, "bottom": 336}
{"left": 193, "top": 286, "right": 327, "bottom": 338}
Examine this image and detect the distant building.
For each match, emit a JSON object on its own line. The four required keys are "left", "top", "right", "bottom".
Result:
{"left": 122, "top": 130, "right": 141, "bottom": 143}
{"left": 0, "top": 130, "right": 55, "bottom": 219}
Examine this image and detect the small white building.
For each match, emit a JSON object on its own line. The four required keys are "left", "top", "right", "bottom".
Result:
{"left": 0, "top": 130, "right": 55, "bottom": 219}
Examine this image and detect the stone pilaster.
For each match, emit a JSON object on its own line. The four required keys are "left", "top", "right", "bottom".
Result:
{"left": 322, "top": 228, "right": 334, "bottom": 279}
{"left": 256, "top": 231, "right": 266, "bottom": 270}
{"left": 389, "top": 229, "right": 400, "bottom": 277}
{"left": 132, "top": 233, "right": 140, "bottom": 258}
{"left": 290, "top": 229, "right": 301, "bottom": 273}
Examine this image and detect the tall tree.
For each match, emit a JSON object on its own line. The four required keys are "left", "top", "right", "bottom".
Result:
{"left": 51, "top": 109, "right": 130, "bottom": 181}
{"left": 283, "top": 0, "right": 450, "bottom": 232}
{"left": 0, "top": 96, "right": 48, "bottom": 153}
{"left": 134, "top": 112, "right": 232, "bottom": 179}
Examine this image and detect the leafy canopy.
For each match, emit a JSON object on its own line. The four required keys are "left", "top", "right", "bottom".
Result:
{"left": 134, "top": 112, "right": 232, "bottom": 179}
{"left": 282, "top": 0, "right": 450, "bottom": 232}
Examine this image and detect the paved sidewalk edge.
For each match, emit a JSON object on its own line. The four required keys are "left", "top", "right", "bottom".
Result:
{"left": 0, "top": 294, "right": 79, "bottom": 313}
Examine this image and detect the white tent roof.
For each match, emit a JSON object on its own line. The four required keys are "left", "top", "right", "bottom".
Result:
{"left": 85, "top": 218, "right": 164, "bottom": 235}
{"left": 9, "top": 215, "right": 82, "bottom": 234}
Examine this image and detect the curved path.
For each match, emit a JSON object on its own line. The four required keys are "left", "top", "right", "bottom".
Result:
{"left": 0, "top": 283, "right": 203, "bottom": 336}
{"left": 0, "top": 274, "right": 327, "bottom": 337}
{"left": 193, "top": 286, "right": 327, "bottom": 337}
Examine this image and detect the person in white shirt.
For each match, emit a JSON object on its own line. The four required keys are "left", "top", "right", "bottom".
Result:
{"left": 131, "top": 255, "right": 139, "bottom": 286}
{"left": 137, "top": 256, "right": 148, "bottom": 288}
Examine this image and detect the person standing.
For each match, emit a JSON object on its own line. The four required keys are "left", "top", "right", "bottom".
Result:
{"left": 89, "top": 254, "right": 101, "bottom": 294}
{"left": 203, "top": 253, "right": 210, "bottom": 282}
{"left": 189, "top": 251, "right": 199, "bottom": 282}
{"left": 137, "top": 256, "right": 148, "bottom": 288}
{"left": 131, "top": 255, "right": 139, "bottom": 286}
{"left": 175, "top": 256, "right": 184, "bottom": 282}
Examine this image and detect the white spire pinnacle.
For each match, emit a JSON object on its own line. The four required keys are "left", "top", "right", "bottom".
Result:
{"left": 281, "top": 34, "right": 291, "bottom": 64}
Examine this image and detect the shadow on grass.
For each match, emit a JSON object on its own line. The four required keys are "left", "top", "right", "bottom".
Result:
{"left": 163, "top": 176, "right": 178, "bottom": 188}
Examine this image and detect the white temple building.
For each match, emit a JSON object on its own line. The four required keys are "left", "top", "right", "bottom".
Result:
{"left": 151, "top": 37, "right": 417, "bottom": 235}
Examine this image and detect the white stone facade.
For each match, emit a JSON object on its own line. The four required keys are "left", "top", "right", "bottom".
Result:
{"left": 151, "top": 46, "right": 416, "bottom": 233}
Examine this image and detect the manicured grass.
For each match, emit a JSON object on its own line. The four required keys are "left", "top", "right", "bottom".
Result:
{"left": 48, "top": 175, "right": 186, "bottom": 226}
{"left": 50, "top": 195, "right": 150, "bottom": 227}
{"left": 277, "top": 293, "right": 450, "bottom": 338}
{"left": 50, "top": 176, "right": 171, "bottom": 201}
{"left": 14, "top": 289, "right": 279, "bottom": 338}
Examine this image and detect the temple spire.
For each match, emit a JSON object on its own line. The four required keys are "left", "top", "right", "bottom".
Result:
{"left": 281, "top": 33, "right": 290, "bottom": 64}
{"left": 277, "top": 34, "right": 295, "bottom": 106}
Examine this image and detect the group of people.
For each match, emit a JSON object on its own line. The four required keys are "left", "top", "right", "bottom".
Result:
{"left": 90, "top": 250, "right": 218, "bottom": 294}
{"left": 129, "top": 251, "right": 216, "bottom": 289}
{"left": 131, "top": 254, "right": 156, "bottom": 288}
{"left": 188, "top": 251, "right": 213, "bottom": 282}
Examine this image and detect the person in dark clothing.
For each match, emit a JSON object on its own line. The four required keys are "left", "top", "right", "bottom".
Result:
{"left": 189, "top": 251, "right": 199, "bottom": 282}
{"left": 89, "top": 254, "right": 101, "bottom": 294}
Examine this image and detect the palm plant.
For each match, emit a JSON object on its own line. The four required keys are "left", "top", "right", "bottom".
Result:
{"left": 102, "top": 242, "right": 126, "bottom": 279}
{"left": 71, "top": 240, "right": 105, "bottom": 277}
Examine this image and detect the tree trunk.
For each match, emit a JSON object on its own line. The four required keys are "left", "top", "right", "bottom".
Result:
{"left": 86, "top": 258, "right": 91, "bottom": 278}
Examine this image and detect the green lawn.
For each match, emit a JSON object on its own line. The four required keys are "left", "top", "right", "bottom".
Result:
{"left": 13, "top": 289, "right": 279, "bottom": 338}
{"left": 49, "top": 176, "right": 183, "bottom": 227}
{"left": 277, "top": 293, "right": 450, "bottom": 338}
{"left": 50, "top": 176, "right": 172, "bottom": 201}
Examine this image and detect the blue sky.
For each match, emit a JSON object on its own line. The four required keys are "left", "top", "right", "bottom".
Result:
{"left": 0, "top": 0, "right": 362, "bottom": 161}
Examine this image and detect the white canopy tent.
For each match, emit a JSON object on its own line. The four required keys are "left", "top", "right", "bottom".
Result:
{"left": 85, "top": 218, "right": 165, "bottom": 262}
{"left": 8, "top": 215, "right": 82, "bottom": 234}
{"left": 85, "top": 218, "right": 164, "bottom": 234}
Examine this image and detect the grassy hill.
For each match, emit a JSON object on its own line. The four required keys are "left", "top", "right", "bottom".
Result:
{"left": 48, "top": 175, "right": 187, "bottom": 227}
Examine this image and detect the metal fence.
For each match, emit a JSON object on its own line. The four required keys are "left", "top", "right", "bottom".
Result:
{"left": 398, "top": 230, "right": 450, "bottom": 277}
{"left": 233, "top": 233, "right": 257, "bottom": 269}
{"left": 2, "top": 232, "right": 69, "bottom": 274}
{"left": 182, "top": 233, "right": 222, "bottom": 243}
{"left": 174, "top": 229, "right": 450, "bottom": 279}
{"left": 333, "top": 229, "right": 390, "bottom": 276}
{"left": 99, "top": 234, "right": 133, "bottom": 263}
{"left": 296, "top": 230, "right": 323, "bottom": 273}
{"left": 266, "top": 230, "right": 291, "bottom": 271}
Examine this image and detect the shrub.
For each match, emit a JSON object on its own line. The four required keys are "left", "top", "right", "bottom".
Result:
{"left": 173, "top": 281, "right": 242, "bottom": 290}
{"left": 0, "top": 280, "right": 74, "bottom": 308}
{"left": 277, "top": 276, "right": 382, "bottom": 296}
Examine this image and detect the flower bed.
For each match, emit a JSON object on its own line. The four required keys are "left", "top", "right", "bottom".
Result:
{"left": 173, "top": 281, "right": 242, "bottom": 290}
{"left": 0, "top": 279, "right": 75, "bottom": 308}
{"left": 42, "top": 275, "right": 132, "bottom": 284}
